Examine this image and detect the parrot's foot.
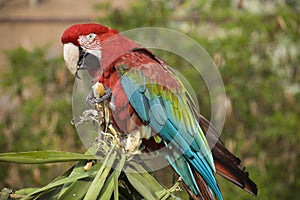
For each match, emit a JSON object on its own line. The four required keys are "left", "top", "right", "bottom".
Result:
{"left": 86, "top": 84, "right": 112, "bottom": 106}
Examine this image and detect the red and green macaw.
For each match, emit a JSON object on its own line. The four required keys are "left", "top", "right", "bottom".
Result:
{"left": 61, "top": 23, "right": 257, "bottom": 200}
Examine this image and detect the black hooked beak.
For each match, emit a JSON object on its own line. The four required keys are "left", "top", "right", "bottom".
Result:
{"left": 75, "top": 47, "right": 88, "bottom": 79}
{"left": 75, "top": 47, "right": 101, "bottom": 79}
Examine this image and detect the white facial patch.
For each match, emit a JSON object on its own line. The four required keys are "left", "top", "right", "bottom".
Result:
{"left": 87, "top": 49, "right": 101, "bottom": 60}
{"left": 63, "top": 43, "right": 79, "bottom": 75}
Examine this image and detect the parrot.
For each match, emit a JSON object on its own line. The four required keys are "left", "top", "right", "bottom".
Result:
{"left": 61, "top": 23, "right": 258, "bottom": 200}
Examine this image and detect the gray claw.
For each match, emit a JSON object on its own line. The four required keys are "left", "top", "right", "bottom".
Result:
{"left": 86, "top": 86, "right": 112, "bottom": 106}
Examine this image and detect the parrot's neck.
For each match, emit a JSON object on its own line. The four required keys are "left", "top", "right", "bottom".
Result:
{"left": 101, "top": 34, "right": 142, "bottom": 72}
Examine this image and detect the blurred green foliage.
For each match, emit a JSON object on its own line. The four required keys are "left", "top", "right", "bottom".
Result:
{"left": 0, "top": 0, "right": 299, "bottom": 199}
{"left": 0, "top": 47, "right": 84, "bottom": 189}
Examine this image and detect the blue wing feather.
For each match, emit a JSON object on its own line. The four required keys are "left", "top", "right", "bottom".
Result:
{"left": 119, "top": 66, "right": 223, "bottom": 200}
{"left": 164, "top": 145, "right": 200, "bottom": 195}
{"left": 121, "top": 75, "right": 150, "bottom": 123}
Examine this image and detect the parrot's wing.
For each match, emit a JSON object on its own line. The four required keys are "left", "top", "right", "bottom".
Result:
{"left": 115, "top": 48, "right": 222, "bottom": 199}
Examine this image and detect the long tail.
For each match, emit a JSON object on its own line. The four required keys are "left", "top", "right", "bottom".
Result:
{"left": 142, "top": 115, "right": 258, "bottom": 199}
{"left": 198, "top": 115, "right": 258, "bottom": 196}
{"left": 182, "top": 166, "right": 216, "bottom": 200}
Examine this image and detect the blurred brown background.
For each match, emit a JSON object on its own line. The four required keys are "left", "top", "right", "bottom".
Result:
{"left": 0, "top": 0, "right": 131, "bottom": 66}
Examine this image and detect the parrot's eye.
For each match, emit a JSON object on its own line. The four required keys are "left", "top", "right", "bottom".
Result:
{"left": 87, "top": 33, "right": 97, "bottom": 42}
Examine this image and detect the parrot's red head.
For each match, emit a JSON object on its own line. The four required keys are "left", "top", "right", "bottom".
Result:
{"left": 61, "top": 23, "right": 119, "bottom": 77}
{"left": 61, "top": 23, "right": 118, "bottom": 46}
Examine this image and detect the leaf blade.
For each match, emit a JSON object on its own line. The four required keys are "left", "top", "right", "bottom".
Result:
{"left": 98, "top": 153, "right": 126, "bottom": 200}
{"left": 125, "top": 166, "right": 158, "bottom": 200}
{"left": 83, "top": 147, "right": 116, "bottom": 200}
{"left": 0, "top": 151, "right": 98, "bottom": 164}
{"left": 26, "top": 162, "right": 102, "bottom": 197}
